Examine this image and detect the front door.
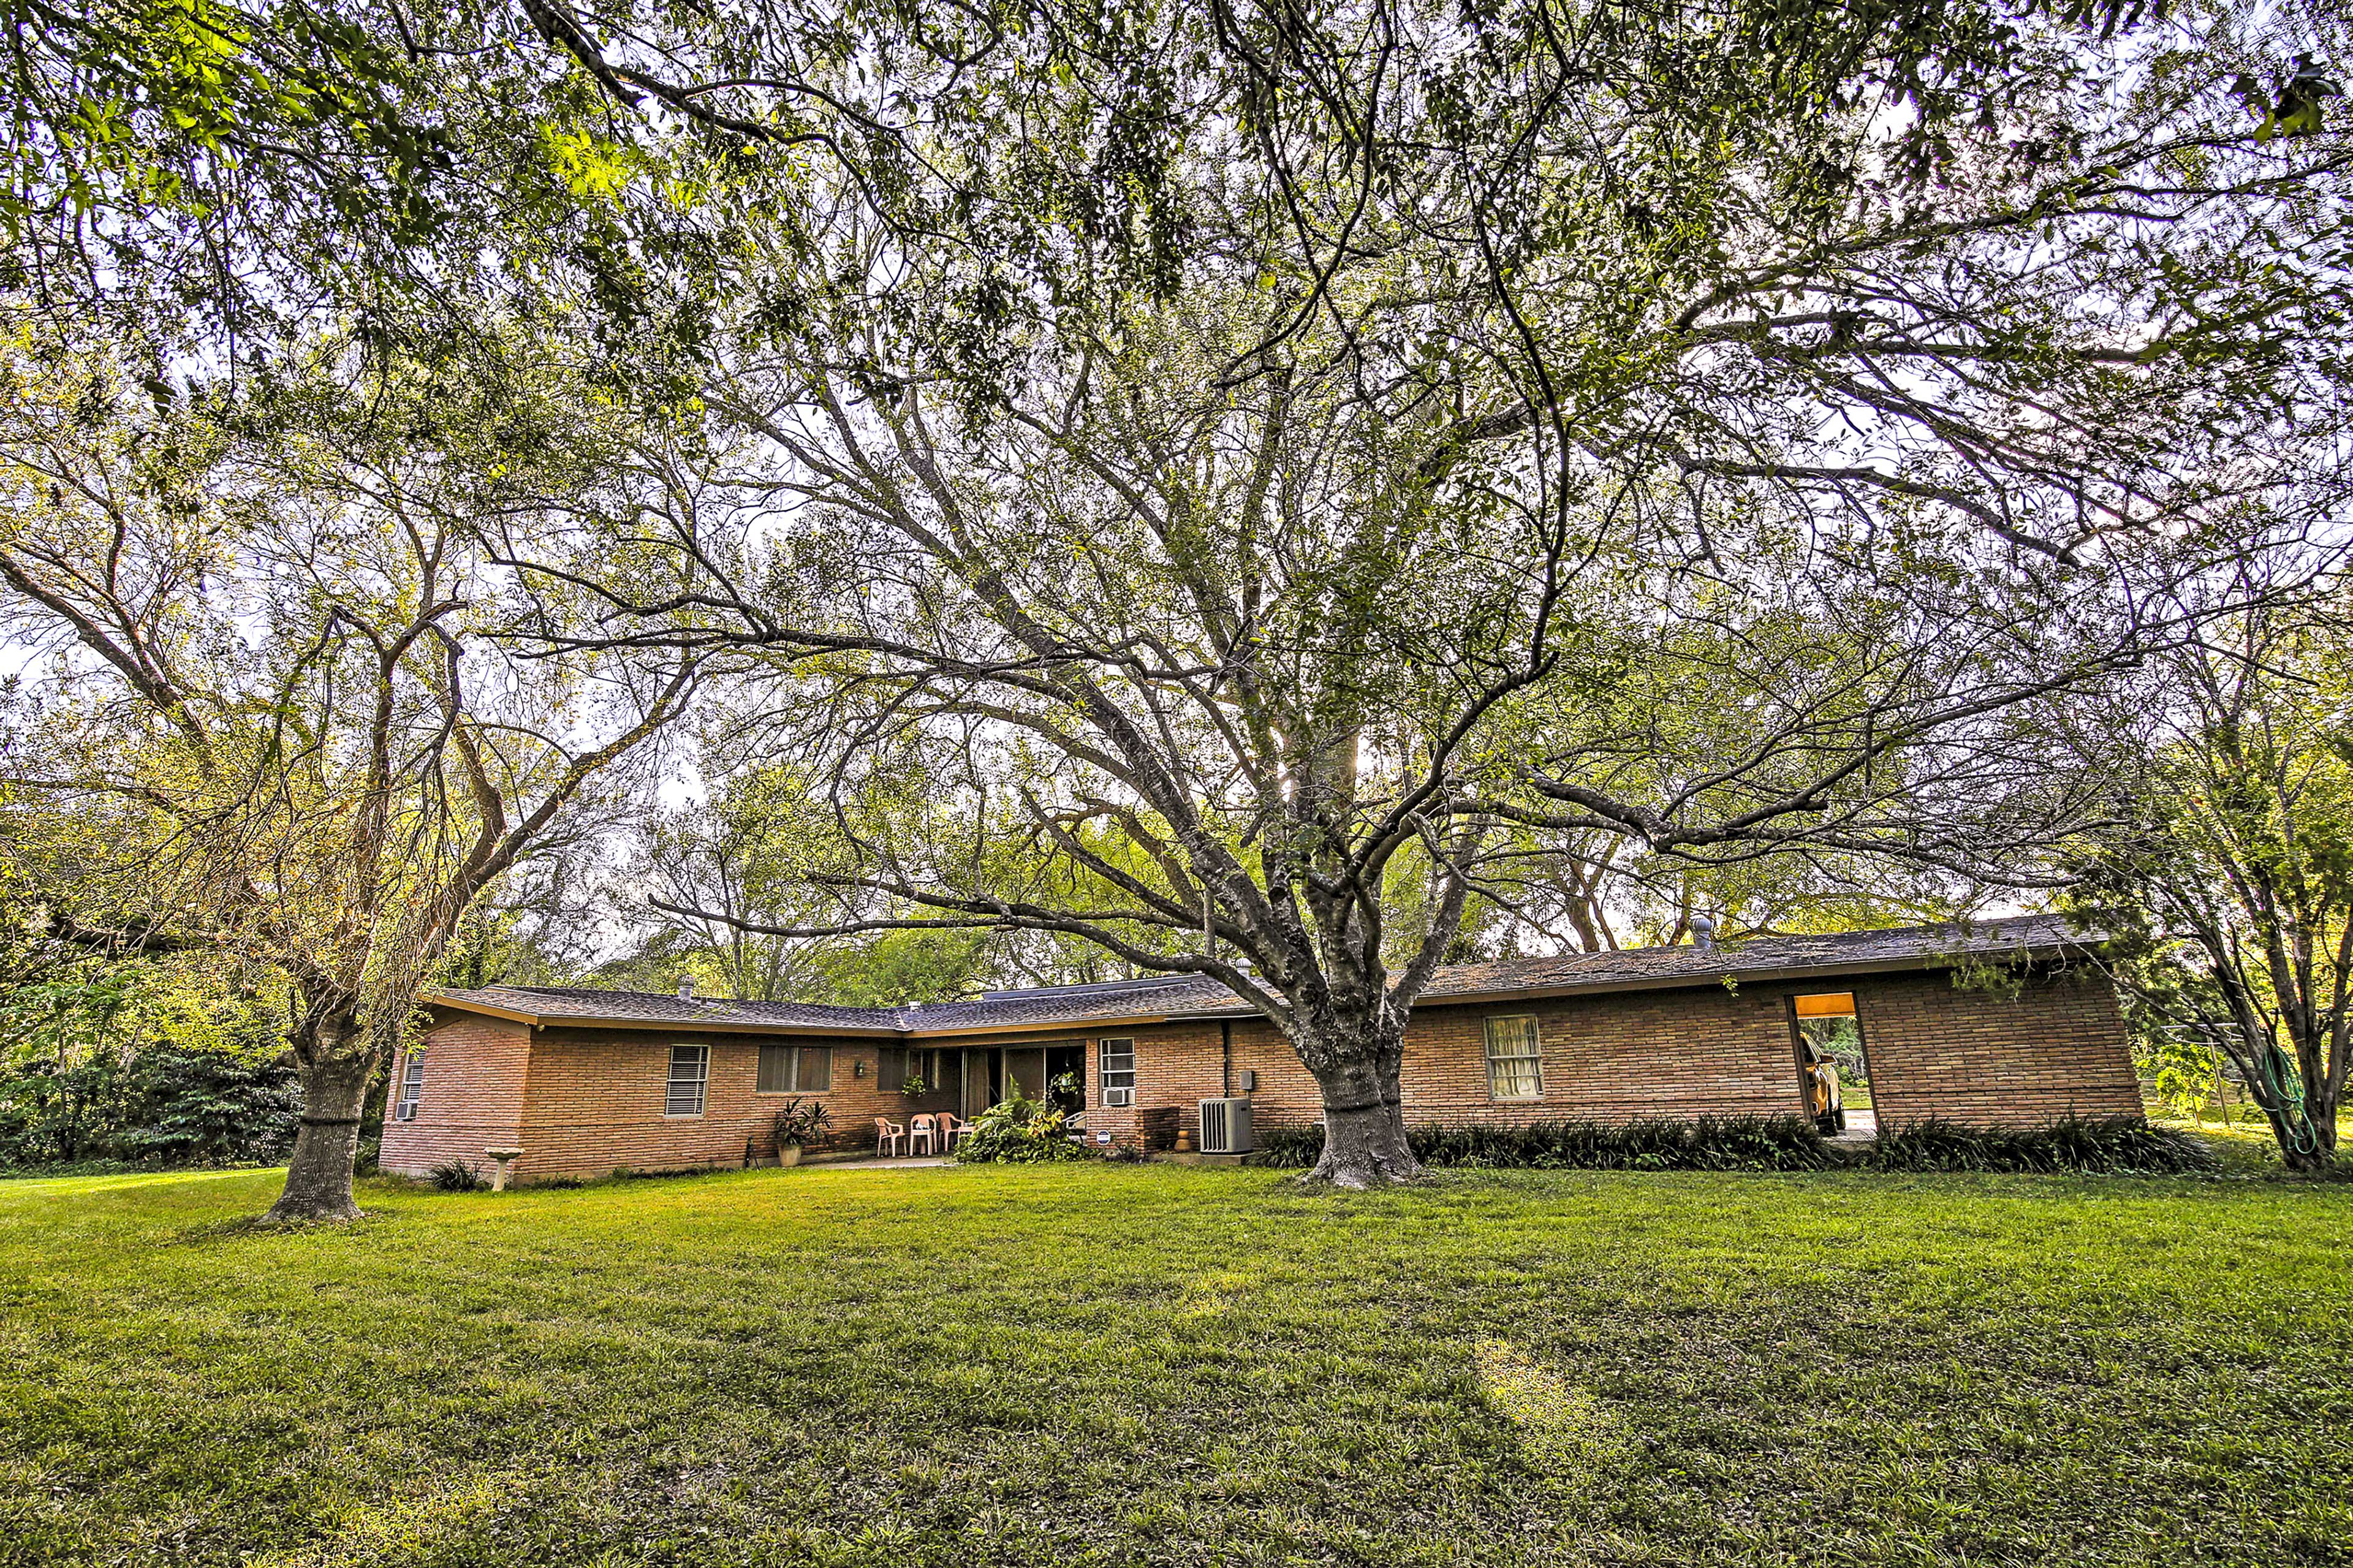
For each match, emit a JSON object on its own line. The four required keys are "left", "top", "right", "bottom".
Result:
{"left": 1789, "top": 992, "right": 1862, "bottom": 1132}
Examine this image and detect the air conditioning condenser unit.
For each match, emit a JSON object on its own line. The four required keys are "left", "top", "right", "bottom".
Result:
{"left": 1198, "top": 1096, "right": 1254, "bottom": 1155}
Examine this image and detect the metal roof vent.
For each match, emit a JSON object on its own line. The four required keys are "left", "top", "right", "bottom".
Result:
{"left": 1689, "top": 914, "right": 1717, "bottom": 951}
{"left": 677, "top": 976, "right": 694, "bottom": 1001}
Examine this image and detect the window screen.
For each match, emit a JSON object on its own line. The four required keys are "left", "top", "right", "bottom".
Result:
{"left": 665, "top": 1044, "right": 709, "bottom": 1116}
{"left": 876, "top": 1046, "right": 907, "bottom": 1093}
{"left": 795, "top": 1046, "right": 832, "bottom": 1091}
{"left": 1483, "top": 1015, "right": 1544, "bottom": 1100}
{"left": 393, "top": 1051, "right": 424, "bottom": 1121}
{"left": 1099, "top": 1038, "right": 1135, "bottom": 1097}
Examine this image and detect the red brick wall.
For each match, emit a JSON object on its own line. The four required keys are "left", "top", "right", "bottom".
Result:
{"left": 379, "top": 1012, "right": 531, "bottom": 1178}
{"left": 1120, "top": 964, "right": 2139, "bottom": 1137}
{"left": 511, "top": 1029, "right": 963, "bottom": 1181}
{"left": 1843, "top": 966, "right": 2142, "bottom": 1127}
{"left": 1077, "top": 1025, "right": 1229, "bottom": 1149}
{"left": 406, "top": 963, "right": 2140, "bottom": 1177}
{"left": 1209, "top": 986, "right": 1802, "bottom": 1134}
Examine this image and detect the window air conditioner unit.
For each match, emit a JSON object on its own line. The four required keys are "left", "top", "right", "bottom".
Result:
{"left": 1198, "top": 1097, "right": 1255, "bottom": 1156}
{"left": 1102, "top": 1087, "right": 1134, "bottom": 1107}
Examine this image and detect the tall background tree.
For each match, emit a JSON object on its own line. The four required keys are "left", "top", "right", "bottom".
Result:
{"left": 521, "top": 0, "right": 2351, "bottom": 1183}
{"left": 8, "top": 0, "right": 2349, "bottom": 1189}
{"left": 0, "top": 325, "right": 697, "bottom": 1217}
{"left": 2074, "top": 584, "right": 2353, "bottom": 1167}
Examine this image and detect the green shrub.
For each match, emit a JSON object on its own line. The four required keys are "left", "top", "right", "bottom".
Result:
{"left": 771, "top": 1096, "right": 832, "bottom": 1149}
{"left": 954, "top": 1094, "right": 1088, "bottom": 1163}
{"left": 1246, "top": 1115, "right": 1836, "bottom": 1172}
{"left": 0, "top": 1047, "right": 298, "bottom": 1171}
{"left": 427, "top": 1159, "right": 489, "bottom": 1192}
{"left": 1246, "top": 1113, "right": 2217, "bottom": 1176}
{"left": 119, "top": 1049, "right": 301, "bottom": 1165}
{"left": 1870, "top": 1116, "right": 2217, "bottom": 1174}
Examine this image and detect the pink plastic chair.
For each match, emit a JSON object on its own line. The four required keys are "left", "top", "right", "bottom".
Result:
{"left": 874, "top": 1116, "right": 906, "bottom": 1157}
{"left": 907, "top": 1114, "right": 938, "bottom": 1156}
{"left": 936, "top": 1111, "right": 966, "bottom": 1150}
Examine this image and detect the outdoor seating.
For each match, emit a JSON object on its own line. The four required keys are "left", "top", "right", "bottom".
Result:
{"left": 873, "top": 1116, "right": 906, "bottom": 1157}
{"left": 935, "top": 1111, "right": 966, "bottom": 1149}
{"left": 907, "top": 1114, "right": 938, "bottom": 1156}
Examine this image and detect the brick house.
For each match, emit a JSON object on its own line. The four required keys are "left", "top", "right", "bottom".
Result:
{"left": 381, "top": 915, "right": 2143, "bottom": 1183}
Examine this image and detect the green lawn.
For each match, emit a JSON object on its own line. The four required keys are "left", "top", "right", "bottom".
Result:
{"left": 1, "top": 1164, "right": 2347, "bottom": 1568}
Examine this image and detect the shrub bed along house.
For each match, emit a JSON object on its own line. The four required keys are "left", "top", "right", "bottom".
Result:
{"left": 1246, "top": 1115, "right": 1838, "bottom": 1172}
{"left": 1869, "top": 1115, "right": 2217, "bottom": 1175}
{"left": 1246, "top": 1113, "right": 2219, "bottom": 1175}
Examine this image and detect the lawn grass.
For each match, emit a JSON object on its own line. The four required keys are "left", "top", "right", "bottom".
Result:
{"left": 1, "top": 1163, "right": 2347, "bottom": 1567}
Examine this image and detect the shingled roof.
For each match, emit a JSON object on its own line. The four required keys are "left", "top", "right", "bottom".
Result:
{"left": 425, "top": 913, "right": 2093, "bottom": 1037}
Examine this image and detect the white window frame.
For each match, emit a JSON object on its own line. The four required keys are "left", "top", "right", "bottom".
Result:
{"left": 1482, "top": 1015, "right": 1544, "bottom": 1102}
{"left": 665, "top": 1043, "right": 710, "bottom": 1117}
{"left": 1098, "top": 1037, "right": 1135, "bottom": 1106}
{"left": 393, "top": 1050, "right": 424, "bottom": 1121}
{"left": 757, "top": 1043, "right": 835, "bottom": 1094}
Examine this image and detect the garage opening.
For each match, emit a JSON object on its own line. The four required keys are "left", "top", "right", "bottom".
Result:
{"left": 1790, "top": 992, "right": 1871, "bottom": 1137}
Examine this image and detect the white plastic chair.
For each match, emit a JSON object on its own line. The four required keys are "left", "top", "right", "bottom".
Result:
{"left": 907, "top": 1114, "right": 938, "bottom": 1156}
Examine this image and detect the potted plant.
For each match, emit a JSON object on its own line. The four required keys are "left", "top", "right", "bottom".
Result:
{"left": 900, "top": 1072, "right": 928, "bottom": 1097}
{"left": 771, "top": 1097, "right": 832, "bottom": 1167}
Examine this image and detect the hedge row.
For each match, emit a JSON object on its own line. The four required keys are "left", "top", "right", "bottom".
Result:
{"left": 1243, "top": 1114, "right": 2216, "bottom": 1175}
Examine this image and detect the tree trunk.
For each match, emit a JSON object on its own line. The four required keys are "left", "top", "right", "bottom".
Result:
{"left": 1306, "top": 1055, "right": 1422, "bottom": 1188}
{"left": 264, "top": 1046, "right": 374, "bottom": 1223}
{"left": 2276, "top": 1099, "right": 2338, "bottom": 1172}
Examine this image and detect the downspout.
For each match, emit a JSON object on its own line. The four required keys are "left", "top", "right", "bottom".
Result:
{"left": 1221, "top": 1020, "right": 1232, "bottom": 1096}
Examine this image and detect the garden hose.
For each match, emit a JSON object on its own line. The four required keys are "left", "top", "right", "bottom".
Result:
{"left": 2259, "top": 1042, "right": 2320, "bottom": 1156}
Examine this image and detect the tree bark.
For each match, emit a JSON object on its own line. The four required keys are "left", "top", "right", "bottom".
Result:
{"left": 1306, "top": 1054, "right": 1423, "bottom": 1188}
{"left": 264, "top": 1042, "right": 374, "bottom": 1224}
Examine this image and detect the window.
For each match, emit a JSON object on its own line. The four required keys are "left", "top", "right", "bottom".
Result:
{"left": 665, "top": 1044, "right": 710, "bottom": 1116}
{"left": 757, "top": 1043, "right": 835, "bottom": 1094}
{"left": 1483, "top": 1015, "right": 1544, "bottom": 1100}
{"left": 878, "top": 1047, "right": 960, "bottom": 1095}
{"left": 393, "top": 1050, "right": 424, "bottom": 1121}
{"left": 1099, "top": 1037, "right": 1135, "bottom": 1104}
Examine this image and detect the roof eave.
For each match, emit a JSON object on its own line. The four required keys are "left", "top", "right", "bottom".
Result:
{"left": 903, "top": 1013, "right": 1176, "bottom": 1039}
{"left": 1152, "top": 939, "right": 2092, "bottom": 1020}
{"left": 422, "top": 994, "right": 904, "bottom": 1037}
{"left": 1392, "top": 941, "right": 2091, "bottom": 1011}
{"left": 422, "top": 993, "right": 544, "bottom": 1027}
